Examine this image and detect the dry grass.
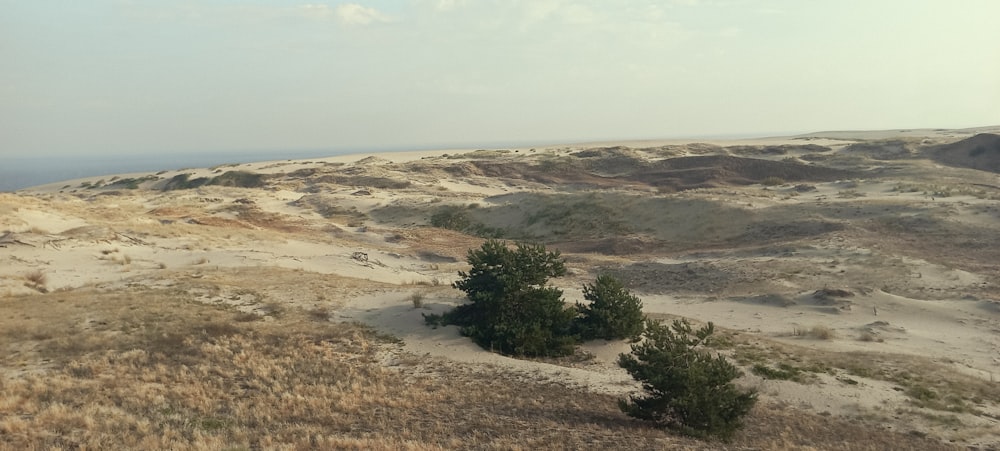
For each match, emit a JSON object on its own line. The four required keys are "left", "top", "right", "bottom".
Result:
{"left": 409, "top": 292, "right": 425, "bottom": 309}
{"left": 808, "top": 325, "right": 836, "bottom": 340}
{"left": 22, "top": 270, "right": 46, "bottom": 286}
{"left": 307, "top": 306, "right": 331, "bottom": 321}
{"left": 722, "top": 326, "right": 1000, "bottom": 418}
{"left": 858, "top": 331, "right": 883, "bottom": 342}
{"left": 0, "top": 287, "right": 959, "bottom": 450}
{"left": 22, "top": 270, "right": 47, "bottom": 293}
{"left": 761, "top": 176, "right": 786, "bottom": 186}
{"left": 788, "top": 325, "right": 837, "bottom": 340}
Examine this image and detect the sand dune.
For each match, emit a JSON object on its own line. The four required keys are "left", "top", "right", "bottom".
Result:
{"left": 2, "top": 127, "right": 999, "bottom": 449}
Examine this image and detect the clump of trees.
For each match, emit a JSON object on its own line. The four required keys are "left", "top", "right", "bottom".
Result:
{"left": 426, "top": 239, "right": 756, "bottom": 440}
{"left": 425, "top": 239, "right": 644, "bottom": 356}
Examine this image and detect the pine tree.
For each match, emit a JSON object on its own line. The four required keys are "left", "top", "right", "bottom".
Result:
{"left": 618, "top": 319, "right": 757, "bottom": 440}
{"left": 575, "top": 275, "right": 645, "bottom": 341}
{"left": 428, "top": 239, "right": 576, "bottom": 357}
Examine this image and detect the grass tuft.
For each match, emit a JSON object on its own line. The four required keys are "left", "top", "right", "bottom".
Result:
{"left": 408, "top": 292, "right": 425, "bottom": 309}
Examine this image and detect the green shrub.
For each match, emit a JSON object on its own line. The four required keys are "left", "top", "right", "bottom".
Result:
{"left": 575, "top": 275, "right": 645, "bottom": 341}
{"left": 618, "top": 319, "right": 757, "bottom": 441}
{"left": 106, "top": 175, "right": 159, "bottom": 190}
{"left": 163, "top": 173, "right": 210, "bottom": 190}
{"left": 425, "top": 239, "right": 576, "bottom": 357}
{"left": 430, "top": 205, "right": 473, "bottom": 231}
{"left": 162, "top": 171, "right": 266, "bottom": 190}
{"left": 751, "top": 363, "right": 803, "bottom": 381}
{"left": 429, "top": 205, "right": 504, "bottom": 238}
{"left": 208, "top": 171, "right": 267, "bottom": 188}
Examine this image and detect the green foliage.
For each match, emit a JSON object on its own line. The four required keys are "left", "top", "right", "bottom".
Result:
{"left": 430, "top": 205, "right": 504, "bottom": 238}
{"left": 751, "top": 363, "right": 803, "bottom": 382}
{"left": 618, "top": 319, "right": 757, "bottom": 441}
{"left": 575, "top": 275, "right": 645, "bottom": 341}
{"left": 162, "top": 171, "right": 266, "bottom": 191}
{"left": 106, "top": 175, "right": 160, "bottom": 190}
{"left": 208, "top": 171, "right": 267, "bottom": 188}
{"left": 429, "top": 239, "right": 576, "bottom": 356}
{"left": 430, "top": 205, "right": 473, "bottom": 231}
{"left": 446, "top": 149, "right": 511, "bottom": 159}
{"left": 163, "top": 173, "right": 210, "bottom": 190}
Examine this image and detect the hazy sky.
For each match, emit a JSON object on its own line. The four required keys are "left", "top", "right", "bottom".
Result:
{"left": 3, "top": 0, "right": 999, "bottom": 158}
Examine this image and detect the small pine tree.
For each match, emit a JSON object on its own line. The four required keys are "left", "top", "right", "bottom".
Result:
{"left": 428, "top": 239, "right": 577, "bottom": 357}
{"left": 575, "top": 275, "right": 645, "bottom": 341}
{"left": 618, "top": 319, "right": 757, "bottom": 441}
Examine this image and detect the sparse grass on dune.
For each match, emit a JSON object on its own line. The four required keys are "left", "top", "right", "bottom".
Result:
{"left": 0, "top": 289, "right": 957, "bottom": 450}
{"left": 21, "top": 270, "right": 47, "bottom": 293}
{"left": 708, "top": 324, "right": 1000, "bottom": 417}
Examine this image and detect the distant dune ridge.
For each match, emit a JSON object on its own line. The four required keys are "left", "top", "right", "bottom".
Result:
{"left": 2, "top": 127, "right": 999, "bottom": 449}
{"left": 931, "top": 133, "right": 1000, "bottom": 173}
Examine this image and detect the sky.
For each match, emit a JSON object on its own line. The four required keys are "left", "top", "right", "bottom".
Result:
{"left": 2, "top": 0, "right": 999, "bottom": 159}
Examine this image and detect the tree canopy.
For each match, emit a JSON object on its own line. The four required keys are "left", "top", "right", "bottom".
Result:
{"left": 428, "top": 239, "right": 576, "bottom": 357}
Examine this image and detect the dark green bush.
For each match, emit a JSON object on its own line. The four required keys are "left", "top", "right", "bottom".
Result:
{"left": 162, "top": 171, "right": 266, "bottom": 190}
{"left": 106, "top": 175, "right": 159, "bottom": 190}
{"left": 163, "top": 173, "right": 209, "bottom": 190}
{"left": 426, "top": 239, "right": 576, "bottom": 357}
{"left": 208, "top": 171, "right": 267, "bottom": 188}
{"left": 430, "top": 205, "right": 473, "bottom": 231}
{"left": 429, "top": 205, "right": 504, "bottom": 238}
{"left": 575, "top": 275, "right": 645, "bottom": 341}
{"left": 751, "top": 363, "right": 803, "bottom": 382}
{"left": 618, "top": 319, "right": 757, "bottom": 441}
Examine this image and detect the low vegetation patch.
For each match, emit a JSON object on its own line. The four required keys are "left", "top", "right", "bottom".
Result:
{"left": 22, "top": 270, "right": 48, "bottom": 293}
{"left": 207, "top": 170, "right": 267, "bottom": 188}
{"left": 447, "top": 149, "right": 512, "bottom": 159}
{"left": 104, "top": 175, "right": 160, "bottom": 189}
{"left": 162, "top": 171, "right": 267, "bottom": 190}
{"left": 761, "top": 176, "right": 786, "bottom": 186}
{"left": 429, "top": 204, "right": 504, "bottom": 238}
{"left": 751, "top": 363, "right": 805, "bottom": 382}
{"left": 0, "top": 282, "right": 963, "bottom": 449}
{"left": 799, "top": 325, "right": 836, "bottom": 340}
{"left": 723, "top": 328, "right": 999, "bottom": 414}
{"left": 163, "top": 173, "right": 211, "bottom": 190}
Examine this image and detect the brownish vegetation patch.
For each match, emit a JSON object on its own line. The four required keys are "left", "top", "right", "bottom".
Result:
{"left": 188, "top": 216, "right": 254, "bottom": 229}
{"left": 0, "top": 288, "right": 957, "bottom": 450}
{"left": 221, "top": 204, "right": 309, "bottom": 233}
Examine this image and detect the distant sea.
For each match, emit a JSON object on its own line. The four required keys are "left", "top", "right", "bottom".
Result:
{"left": 0, "top": 149, "right": 384, "bottom": 192}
